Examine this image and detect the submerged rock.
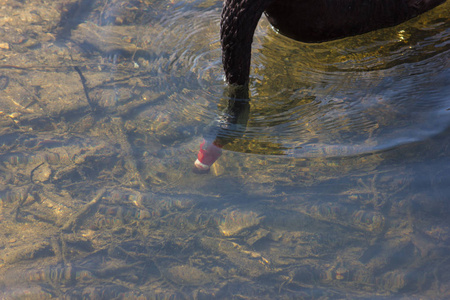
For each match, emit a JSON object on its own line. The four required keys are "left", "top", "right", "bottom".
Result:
{"left": 163, "top": 265, "right": 212, "bottom": 286}
{"left": 216, "top": 209, "right": 263, "bottom": 236}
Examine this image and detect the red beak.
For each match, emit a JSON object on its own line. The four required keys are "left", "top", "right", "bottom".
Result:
{"left": 194, "top": 139, "right": 223, "bottom": 171}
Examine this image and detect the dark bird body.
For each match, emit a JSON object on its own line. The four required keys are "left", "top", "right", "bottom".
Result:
{"left": 221, "top": 0, "right": 446, "bottom": 86}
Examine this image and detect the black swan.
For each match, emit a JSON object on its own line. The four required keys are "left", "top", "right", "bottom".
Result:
{"left": 194, "top": 0, "right": 446, "bottom": 172}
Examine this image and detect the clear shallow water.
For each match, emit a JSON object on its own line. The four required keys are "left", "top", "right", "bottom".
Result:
{"left": 0, "top": 0, "right": 449, "bottom": 299}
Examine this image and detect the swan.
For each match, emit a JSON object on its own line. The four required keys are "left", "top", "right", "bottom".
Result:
{"left": 194, "top": 0, "right": 446, "bottom": 172}
{"left": 221, "top": 0, "right": 445, "bottom": 86}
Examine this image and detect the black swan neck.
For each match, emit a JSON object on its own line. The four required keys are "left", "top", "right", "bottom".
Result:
{"left": 221, "top": 0, "right": 273, "bottom": 87}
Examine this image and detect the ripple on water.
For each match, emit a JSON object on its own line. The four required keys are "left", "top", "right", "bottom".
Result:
{"left": 244, "top": 3, "right": 450, "bottom": 158}
{"left": 145, "top": 6, "right": 224, "bottom": 121}
{"left": 141, "top": 1, "right": 449, "bottom": 160}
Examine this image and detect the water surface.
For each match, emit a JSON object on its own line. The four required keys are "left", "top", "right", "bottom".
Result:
{"left": 0, "top": 0, "right": 449, "bottom": 298}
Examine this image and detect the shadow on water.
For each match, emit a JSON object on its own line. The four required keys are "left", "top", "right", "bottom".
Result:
{"left": 0, "top": 0, "right": 449, "bottom": 299}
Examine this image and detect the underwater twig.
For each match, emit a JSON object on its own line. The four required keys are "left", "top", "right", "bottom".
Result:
{"left": 61, "top": 188, "right": 106, "bottom": 232}
{"left": 73, "top": 66, "right": 97, "bottom": 112}
{"left": 105, "top": 117, "right": 147, "bottom": 189}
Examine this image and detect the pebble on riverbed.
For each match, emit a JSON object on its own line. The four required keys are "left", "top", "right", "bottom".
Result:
{"left": 217, "top": 209, "right": 263, "bottom": 236}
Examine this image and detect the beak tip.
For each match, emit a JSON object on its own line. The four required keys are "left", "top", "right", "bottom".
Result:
{"left": 193, "top": 159, "right": 211, "bottom": 174}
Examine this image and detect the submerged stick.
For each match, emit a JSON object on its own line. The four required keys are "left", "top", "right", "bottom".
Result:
{"left": 107, "top": 117, "right": 147, "bottom": 189}
{"left": 62, "top": 188, "right": 106, "bottom": 232}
